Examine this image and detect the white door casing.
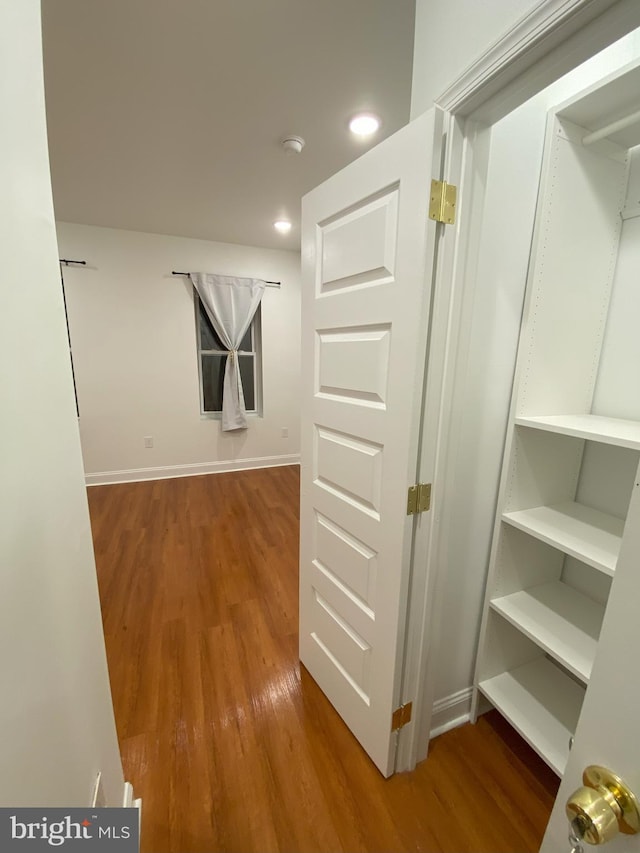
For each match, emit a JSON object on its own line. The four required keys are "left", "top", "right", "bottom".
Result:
{"left": 299, "top": 108, "right": 445, "bottom": 776}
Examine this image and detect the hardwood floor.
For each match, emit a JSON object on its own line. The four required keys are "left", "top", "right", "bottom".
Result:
{"left": 88, "top": 466, "right": 558, "bottom": 853}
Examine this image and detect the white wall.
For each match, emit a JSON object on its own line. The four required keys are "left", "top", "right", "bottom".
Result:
{"left": 56, "top": 223, "right": 301, "bottom": 483}
{"left": 429, "top": 30, "right": 640, "bottom": 711}
{"left": 0, "top": 1, "right": 123, "bottom": 806}
{"left": 410, "top": 0, "right": 540, "bottom": 117}
{"left": 592, "top": 146, "right": 640, "bottom": 422}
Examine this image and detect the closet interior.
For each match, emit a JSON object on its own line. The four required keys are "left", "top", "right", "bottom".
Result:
{"left": 473, "top": 58, "right": 640, "bottom": 777}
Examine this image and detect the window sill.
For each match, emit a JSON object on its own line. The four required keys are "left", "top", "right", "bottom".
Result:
{"left": 200, "top": 411, "right": 262, "bottom": 421}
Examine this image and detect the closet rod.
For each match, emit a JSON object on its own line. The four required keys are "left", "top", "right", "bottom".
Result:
{"left": 172, "top": 271, "right": 280, "bottom": 288}
{"left": 59, "top": 258, "right": 87, "bottom": 266}
{"left": 582, "top": 107, "right": 640, "bottom": 146}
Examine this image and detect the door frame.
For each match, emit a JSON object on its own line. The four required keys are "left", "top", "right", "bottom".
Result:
{"left": 398, "top": 0, "right": 640, "bottom": 771}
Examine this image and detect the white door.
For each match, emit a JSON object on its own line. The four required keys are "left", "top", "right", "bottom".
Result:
{"left": 299, "top": 108, "right": 445, "bottom": 777}
{"left": 541, "top": 474, "right": 640, "bottom": 851}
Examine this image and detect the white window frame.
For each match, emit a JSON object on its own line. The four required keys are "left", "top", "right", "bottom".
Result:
{"left": 195, "top": 295, "right": 262, "bottom": 419}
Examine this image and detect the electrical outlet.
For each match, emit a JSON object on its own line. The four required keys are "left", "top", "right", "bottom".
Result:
{"left": 144, "top": 436, "right": 154, "bottom": 449}
{"left": 281, "top": 427, "right": 288, "bottom": 438}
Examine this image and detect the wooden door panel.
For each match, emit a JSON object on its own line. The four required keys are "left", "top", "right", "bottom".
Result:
{"left": 317, "top": 324, "right": 391, "bottom": 407}
{"left": 318, "top": 186, "right": 398, "bottom": 292}
{"left": 315, "top": 426, "right": 383, "bottom": 517}
{"left": 314, "top": 512, "right": 377, "bottom": 610}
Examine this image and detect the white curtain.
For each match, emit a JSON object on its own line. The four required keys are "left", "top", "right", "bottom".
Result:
{"left": 190, "top": 273, "right": 265, "bottom": 431}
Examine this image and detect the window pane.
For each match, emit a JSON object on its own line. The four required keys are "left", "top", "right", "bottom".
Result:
{"left": 199, "top": 301, "right": 254, "bottom": 352}
{"left": 202, "top": 355, "right": 255, "bottom": 413}
{"left": 238, "top": 325, "right": 252, "bottom": 352}
{"left": 199, "top": 303, "right": 225, "bottom": 351}
{"left": 201, "top": 354, "right": 225, "bottom": 411}
{"left": 239, "top": 355, "right": 255, "bottom": 411}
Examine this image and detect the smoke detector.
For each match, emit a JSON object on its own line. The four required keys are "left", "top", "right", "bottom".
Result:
{"left": 281, "top": 135, "right": 305, "bottom": 155}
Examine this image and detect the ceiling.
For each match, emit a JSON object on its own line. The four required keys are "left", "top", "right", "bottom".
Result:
{"left": 41, "top": 0, "right": 416, "bottom": 251}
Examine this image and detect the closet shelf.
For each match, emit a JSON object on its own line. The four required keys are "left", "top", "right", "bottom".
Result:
{"left": 515, "top": 414, "right": 640, "bottom": 450}
{"left": 478, "top": 657, "right": 585, "bottom": 776}
{"left": 490, "top": 581, "right": 604, "bottom": 683}
{"left": 502, "top": 502, "right": 623, "bottom": 576}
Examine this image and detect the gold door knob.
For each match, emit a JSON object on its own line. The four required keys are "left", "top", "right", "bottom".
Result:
{"left": 566, "top": 766, "right": 640, "bottom": 845}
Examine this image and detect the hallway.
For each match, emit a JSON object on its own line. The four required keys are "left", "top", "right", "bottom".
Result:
{"left": 88, "top": 466, "right": 557, "bottom": 852}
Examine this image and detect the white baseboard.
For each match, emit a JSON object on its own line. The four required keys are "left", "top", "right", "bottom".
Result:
{"left": 430, "top": 687, "right": 473, "bottom": 739}
{"left": 86, "top": 454, "right": 300, "bottom": 486}
{"left": 122, "top": 781, "right": 134, "bottom": 808}
{"left": 123, "top": 780, "right": 142, "bottom": 847}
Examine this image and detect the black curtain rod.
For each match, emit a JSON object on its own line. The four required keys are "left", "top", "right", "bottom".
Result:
{"left": 59, "top": 259, "right": 87, "bottom": 266}
{"left": 172, "top": 270, "right": 281, "bottom": 288}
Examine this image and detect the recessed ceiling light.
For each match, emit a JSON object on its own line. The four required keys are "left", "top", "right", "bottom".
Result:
{"left": 273, "top": 220, "right": 292, "bottom": 234}
{"left": 349, "top": 113, "right": 381, "bottom": 137}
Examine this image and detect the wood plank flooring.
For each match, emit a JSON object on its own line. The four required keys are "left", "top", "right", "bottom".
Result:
{"left": 88, "top": 466, "right": 558, "bottom": 853}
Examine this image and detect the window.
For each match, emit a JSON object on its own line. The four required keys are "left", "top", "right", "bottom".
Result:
{"left": 196, "top": 296, "right": 261, "bottom": 415}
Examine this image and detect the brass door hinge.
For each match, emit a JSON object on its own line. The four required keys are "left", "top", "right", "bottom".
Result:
{"left": 391, "top": 702, "right": 413, "bottom": 732}
{"left": 429, "top": 179, "right": 457, "bottom": 225}
{"left": 407, "top": 483, "right": 432, "bottom": 515}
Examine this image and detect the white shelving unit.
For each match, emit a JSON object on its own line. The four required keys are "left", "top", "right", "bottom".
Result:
{"left": 479, "top": 658, "right": 585, "bottom": 777}
{"left": 490, "top": 581, "right": 603, "bottom": 682}
{"left": 502, "top": 502, "right": 623, "bottom": 576}
{"left": 514, "top": 414, "right": 640, "bottom": 450}
{"left": 472, "top": 63, "right": 640, "bottom": 778}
